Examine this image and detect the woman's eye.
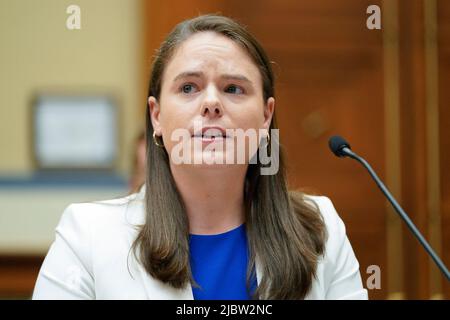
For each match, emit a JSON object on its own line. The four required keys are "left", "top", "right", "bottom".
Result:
{"left": 181, "top": 84, "right": 197, "bottom": 94}
{"left": 225, "top": 85, "right": 244, "bottom": 94}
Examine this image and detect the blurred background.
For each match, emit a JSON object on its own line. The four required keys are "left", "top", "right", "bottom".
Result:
{"left": 0, "top": 0, "right": 449, "bottom": 300}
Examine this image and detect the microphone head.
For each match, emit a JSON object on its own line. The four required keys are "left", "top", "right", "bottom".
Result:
{"left": 328, "top": 135, "right": 351, "bottom": 157}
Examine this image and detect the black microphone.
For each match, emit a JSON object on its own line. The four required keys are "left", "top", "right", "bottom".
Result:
{"left": 328, "top": 135, "right": 450, "bottom": 281}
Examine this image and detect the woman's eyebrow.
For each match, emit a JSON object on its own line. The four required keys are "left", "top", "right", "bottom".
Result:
{"left": 173, "top": 71, "right": 203, "bottom": 82}
{"left": 173, "top": 71, "right": 253, "bottom": 84}
{"left": 221, "top": 74, "right": 253, "bottom": 84}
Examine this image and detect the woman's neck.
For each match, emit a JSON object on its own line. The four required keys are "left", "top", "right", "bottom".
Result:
{"left": 170, "top": 164, "right": 247, "bottom": 235}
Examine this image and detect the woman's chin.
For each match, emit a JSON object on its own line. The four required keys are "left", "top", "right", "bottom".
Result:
{"left": 171, "top": 150, "right": 246, "bottom": 169}
{"left": 194, "top": 150, "right": 229, "bottom": 167}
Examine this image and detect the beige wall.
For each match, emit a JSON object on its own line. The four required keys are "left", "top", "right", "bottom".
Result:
{"left": 0, "top": 0, "right": 145, "bottom": 254}
{"left": 0, "top": 0, "right": 145, "bottom": 176}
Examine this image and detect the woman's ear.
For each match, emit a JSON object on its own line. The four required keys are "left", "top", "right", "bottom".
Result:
{"left": 263, "top": 97, "right": 275, "bottom": 130}
{"left": 148, "top": 96, "right": 162, "bottom": 135}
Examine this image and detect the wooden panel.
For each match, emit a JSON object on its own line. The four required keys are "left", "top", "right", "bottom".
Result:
{"left": 437, "top": 0, "right": 450, "bottom": 300}
{"left": 395, "top": 0, "right": 450, "bottom": 299}
{"left": 0, "top": 255, "right": 44, "bottom": 299}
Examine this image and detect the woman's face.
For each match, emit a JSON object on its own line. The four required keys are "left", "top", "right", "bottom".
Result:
{"left": 148, "top": 31, "right": 274, "bottom": 168}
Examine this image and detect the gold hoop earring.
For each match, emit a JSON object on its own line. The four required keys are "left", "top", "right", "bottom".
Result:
{"left": 153, "top": 131, "right": 164, "bottom": 148}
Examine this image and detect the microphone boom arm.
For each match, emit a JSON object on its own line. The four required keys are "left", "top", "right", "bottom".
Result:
{"left": 341, "top": 146, "right": 450, "bottom": 281}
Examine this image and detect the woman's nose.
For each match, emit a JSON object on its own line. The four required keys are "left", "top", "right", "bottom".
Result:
{"left": 201, "top": 87, "right": 223, "bottom": 118}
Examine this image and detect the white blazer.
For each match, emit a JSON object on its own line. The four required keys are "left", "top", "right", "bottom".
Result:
{"left": 32, "top": 186, "right": 368, "bottom": 300}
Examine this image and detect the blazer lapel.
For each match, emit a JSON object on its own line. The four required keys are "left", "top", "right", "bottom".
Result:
{"left": 127, "top": 189, "right": 194, "bottom": 299}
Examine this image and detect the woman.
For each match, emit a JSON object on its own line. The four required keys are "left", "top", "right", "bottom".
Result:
{"left": 32, "top": 14, "right": 367, "bottom": 300}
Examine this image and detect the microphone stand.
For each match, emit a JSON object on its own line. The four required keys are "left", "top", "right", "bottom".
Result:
{"left": 341, "top": 146, "right": 450, "bottom": 281}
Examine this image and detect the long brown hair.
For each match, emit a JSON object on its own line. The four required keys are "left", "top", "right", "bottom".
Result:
{"left": 133, "top": 14, "right": 327, "bottom": 299}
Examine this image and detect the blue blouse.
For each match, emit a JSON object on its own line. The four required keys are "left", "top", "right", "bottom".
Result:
{"left": 189, "top": 223, "right": 257, "bottom": 300}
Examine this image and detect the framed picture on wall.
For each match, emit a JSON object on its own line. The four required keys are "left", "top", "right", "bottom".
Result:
{"left": 31, "top": 93, "right": 119, "bottom": 171}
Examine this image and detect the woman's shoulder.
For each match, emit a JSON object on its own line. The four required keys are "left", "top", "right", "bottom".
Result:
{"left": 56, "top": 186, "right": 146, "bottom": 236}
{"left": 302, "top": 194, "right": 368, "bottom": 299}
{"left": 300, "top": 193, "right": 351, "bottom": 259}
{"left": 89, "top": 184, "right": 146, "bottom": 207}
{"left": 302, "top": 194, "right": 346, "bottom": 234}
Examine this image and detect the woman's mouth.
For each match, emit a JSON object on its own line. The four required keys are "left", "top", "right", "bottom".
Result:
{"left": 191, "top": 127, "right": 229, "bottom": 143}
